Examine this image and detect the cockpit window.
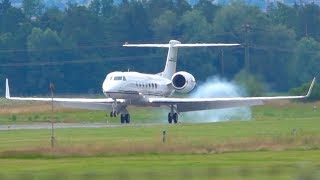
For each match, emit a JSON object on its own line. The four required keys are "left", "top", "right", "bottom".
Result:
{"left": 114, "top": 76, "right": 122, "bottom": 81}
{"left": 123, "top": 76, "right": 127, "bottom": 81}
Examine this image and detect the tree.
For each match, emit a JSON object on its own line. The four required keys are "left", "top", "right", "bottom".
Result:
{"left": 145, "top": 0, "right": 174, "bottom": 20}
{"left": 290, "top": 37, "right": 320, "bottom": 87}
{"left": 0, "top": 1, "right": 25, "bottom": 33}
{"left": 89, "top": 0, "right": 101, "bottom": 15}
{"left": 0, "top": 0, "right": 11, "bottom": 11}
{"left": 250, "top": 24, "right": 296, "bottom": 90}
{"left": 39, "top": 7, "right": 64, "bottom": 32}
{"left": 179, "top": 10, "right": 212, "bottom": 41}
{"left": 152, "top": 10, "right": 177, "bottom": 40}
{"left": 268, "top": 2, "right": 297, "bottom": 29}
{"left": 173, "top": 0, "right": 191, "bottom": 16}
{"left": 212, "top": 2, "right": 299, "bottom": 90}
{"left": 101, "top": 0, "right": 114, "bottom": 17}
{"left": 290, "top": 80, "right": 320, "bottom": 102}
{"left": 296, "top": 3, "right": 320, "bottom": 40}
{"left": 26, "top": 27, "right": 64, "bottom": 94}
{"left": 194, "top": 0, "right": 220, "bottom": 22}
{"left": 234, "top": 70, "right": 266, "bottom": 96}
{"left": 22, "top": 0, "right": 44, "bottom": 19}
{"left": 111, "top": 0, "right": 152, "bottom": 42}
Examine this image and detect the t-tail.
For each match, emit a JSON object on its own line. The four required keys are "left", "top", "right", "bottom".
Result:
{"left": 162, "top": 40, "right": 180, "bottom": 79}
{"left": 123, "top": 40, "right": 240, "bottom": 79}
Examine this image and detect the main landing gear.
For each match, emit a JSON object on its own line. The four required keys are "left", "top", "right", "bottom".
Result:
{"left": 110, "top": 110, "right": 130, "bottom": 124}
{"left": 109, "top": 100, "right": 130, "bottom": 124}
{"left": 168, "top": 105, "right": 178, "bottom": 124}
{"left": 168, "top": 112, "right": 178, "bottom": 124}
{"left": 120, "top": 114, "right": 130, "bottom": 124}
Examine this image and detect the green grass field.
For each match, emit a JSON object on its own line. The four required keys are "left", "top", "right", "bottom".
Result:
{"left": 0, "top": 100, "right": 320, "bottom": 179}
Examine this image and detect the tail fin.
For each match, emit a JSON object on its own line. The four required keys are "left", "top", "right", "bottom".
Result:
{"left": 123, "top": 40, "right": 240, "bottom": 79}
{"left": 162, "top": 40, "right": 180, "bottom": 79}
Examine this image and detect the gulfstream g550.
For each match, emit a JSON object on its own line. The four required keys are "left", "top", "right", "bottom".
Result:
{"left": 5, "top": 40, "right": 315, "bottom": 124}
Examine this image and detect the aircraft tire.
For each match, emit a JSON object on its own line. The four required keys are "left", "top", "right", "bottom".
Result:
{"left": 173, "top": 113, "right": 178, "bottom": 124}
{"left": 120, "top": 114, "right": 125, "bottom": 124}
{"left": 168, "top": 113, "right": 173, "bottom": 124}
{"left": 125, "top": 114, "right": 130, "bottom": 124}
{"left": 110, "top": 112, "right": 113, "bottom": 117}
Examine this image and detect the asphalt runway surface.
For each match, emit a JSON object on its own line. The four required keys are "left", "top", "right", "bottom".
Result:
{"left": 0, "top": 123, "right": 163, "bottom": 131}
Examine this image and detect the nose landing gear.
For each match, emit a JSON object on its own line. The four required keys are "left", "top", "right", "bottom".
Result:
{"left": 110, "top": 111, "right": 117, "bottom": 117}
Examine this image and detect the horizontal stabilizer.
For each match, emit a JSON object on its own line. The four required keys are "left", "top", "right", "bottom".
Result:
{"left": 123, "top": 41, "right": 240, "bottom": 48}
{"left": 123, "top": 44, "right": 170, "bottom": 48}
{"left": 174, "top": 43, "right": 240, "bottom": 47}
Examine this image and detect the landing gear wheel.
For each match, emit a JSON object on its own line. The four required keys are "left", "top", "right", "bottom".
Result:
{"left": 168, "top": 113, "right": 173, "bottom": 124}
{"left": 110, "top": 111, "right": 113, "bottom": 117}
{"left": 120, "top": 114, "right": 125, "bottom": 124}
{"left": 113, "top": 111, "right": 117, "bottom": 117}
{"left": 173, "top": 113, "right": 178, "bottom": 124}
{"left": 125, "top": 114, "right": 130, "bottom": 124}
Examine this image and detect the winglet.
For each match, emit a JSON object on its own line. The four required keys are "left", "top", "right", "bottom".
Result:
{"left": 306, "top": 77, "right": 316, "bottom": 97}
{"left": 5, "top": 78, "right": 10, "bottom": 99}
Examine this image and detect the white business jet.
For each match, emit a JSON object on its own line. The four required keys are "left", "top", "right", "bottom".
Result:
{"left": 5, "top": 40, "right": 315, "bottom": 124}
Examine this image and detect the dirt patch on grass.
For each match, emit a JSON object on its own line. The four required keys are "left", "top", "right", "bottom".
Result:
{"left": 1, "top": 136, "right": 319, "bottom": 157}
{"left": 264, "top": 100, "right": 320, "bottom": 107}
{"left": 0, "top": 101, "right": 76, "bottom": 115}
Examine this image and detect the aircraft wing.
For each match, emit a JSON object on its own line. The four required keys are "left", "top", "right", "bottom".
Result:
{"left": 5, "top": 79, "right": 119, "bottom": 111}
{"left": 148, "top": 78, "right": 315, "bottom": 112}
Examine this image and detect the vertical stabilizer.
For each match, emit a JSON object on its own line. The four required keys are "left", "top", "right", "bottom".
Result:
{"left": 161, "top": 40, "right": 181, "bottom": 79}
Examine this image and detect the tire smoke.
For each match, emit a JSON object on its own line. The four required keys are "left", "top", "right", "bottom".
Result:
{"left": 181, "top": 77, "right": 252, "bottom": 122}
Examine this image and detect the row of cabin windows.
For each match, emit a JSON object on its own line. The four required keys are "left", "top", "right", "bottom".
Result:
{"left": 136, "top": 82, "right": 158, "bottom": 89}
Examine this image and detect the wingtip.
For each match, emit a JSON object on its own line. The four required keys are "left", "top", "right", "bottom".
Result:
{"left": 5, "top": 78, "right": 10, "bottom": 99}
{"left": 306, "top": 77, "right": 316, "bottom": 97}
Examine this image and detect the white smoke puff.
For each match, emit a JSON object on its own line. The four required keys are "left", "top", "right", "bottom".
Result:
{"left": 181, "top": 77, "right": 252, "bottom": 122}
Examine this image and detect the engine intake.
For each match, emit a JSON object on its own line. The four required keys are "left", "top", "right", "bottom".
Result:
{"left": 171, "top": 71, "right": 196, "bottom": 93}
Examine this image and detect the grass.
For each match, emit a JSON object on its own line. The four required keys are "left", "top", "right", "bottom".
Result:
{"left": 1, "top": 99, "right": 320, "bottom": 179}
{"left": 0, "top": 151, "right": 319, "bottom": 179}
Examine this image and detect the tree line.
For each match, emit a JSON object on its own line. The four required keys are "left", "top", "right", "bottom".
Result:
{"left": 0, "top": 0, "right": 320, "bottom": 96}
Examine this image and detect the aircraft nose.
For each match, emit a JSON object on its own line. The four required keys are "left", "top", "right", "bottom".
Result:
{"left": 103, "top": 81, "right": 120, "bottom": 94}
{"left": 103, "top": 83, "right": 114, "bottom": 93}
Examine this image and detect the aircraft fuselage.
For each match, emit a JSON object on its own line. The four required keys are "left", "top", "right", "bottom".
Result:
{"left": 102, "top": 71, "right": 174, "bottom": 100}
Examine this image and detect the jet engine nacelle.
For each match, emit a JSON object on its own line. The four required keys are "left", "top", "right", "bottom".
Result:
{"left": 171, "top": 71, "right": 196, "bottom": 93}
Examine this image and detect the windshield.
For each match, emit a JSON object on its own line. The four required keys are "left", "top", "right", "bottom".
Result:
{"left": 114, "top": 76, "right": 122, "bottom": 81}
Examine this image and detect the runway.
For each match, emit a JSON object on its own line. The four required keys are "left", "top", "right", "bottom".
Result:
{"left": 0, "top": 123, "right": 163, "bottom": 131}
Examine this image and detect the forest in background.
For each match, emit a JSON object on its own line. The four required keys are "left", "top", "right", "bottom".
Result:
{"left": 0, "top": 0, "right": 320, "bottom": 96}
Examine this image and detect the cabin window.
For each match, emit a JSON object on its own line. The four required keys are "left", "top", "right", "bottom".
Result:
{"left": 155, "top": 84, "right": 157, "bottom": 89}
{"left": 152, "top": 84, "right": 154, "bottom": 88}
